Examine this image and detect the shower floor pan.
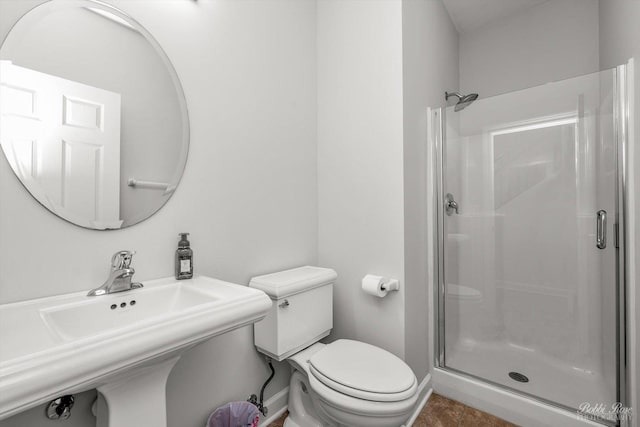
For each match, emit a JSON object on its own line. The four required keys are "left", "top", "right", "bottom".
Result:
{"left": 445, "top": 339, "right": 615, "bottom": 412}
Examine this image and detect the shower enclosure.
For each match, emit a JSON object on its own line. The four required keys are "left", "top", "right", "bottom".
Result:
{"left": 431, "top": 65, "right": 628, "bottom": 424}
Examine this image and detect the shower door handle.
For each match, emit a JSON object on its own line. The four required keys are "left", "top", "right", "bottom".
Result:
{"left": 596, "top": 210, "right": 607, "bottom": 249}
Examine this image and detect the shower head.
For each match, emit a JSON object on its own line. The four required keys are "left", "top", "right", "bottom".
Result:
{"left": 445, "top": 91, "right": 479, "bottom": 112}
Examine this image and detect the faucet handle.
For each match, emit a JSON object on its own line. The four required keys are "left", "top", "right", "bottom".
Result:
{"left": 111, "top": 250, "right": 136, "bottom": 269}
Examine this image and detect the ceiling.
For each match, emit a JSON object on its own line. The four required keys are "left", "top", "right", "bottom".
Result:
{"left": 442, "top": 0, "right": 549, "bottom": 34}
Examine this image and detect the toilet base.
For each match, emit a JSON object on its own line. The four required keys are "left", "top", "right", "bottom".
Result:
{"left": 285, "top": 370, "right": 327, "bottom": 427}
{"left": 283, "top": 342, "right": 417, "bottom": 427}
{"left": 286, "top": 367, "right": 415, "bottom": 427}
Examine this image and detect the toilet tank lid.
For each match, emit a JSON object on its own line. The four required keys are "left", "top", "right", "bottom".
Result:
{"left": 249, "top": 266, "right": 337, "bottom": 299}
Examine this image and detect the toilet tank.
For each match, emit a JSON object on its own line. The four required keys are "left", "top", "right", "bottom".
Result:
{"left": 249, "top": 266, "right": 336, "bottom": 361}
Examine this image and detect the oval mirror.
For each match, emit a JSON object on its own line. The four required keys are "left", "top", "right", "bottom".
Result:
{"left": 0, "top": 0, "right": 189, "bottom": 229}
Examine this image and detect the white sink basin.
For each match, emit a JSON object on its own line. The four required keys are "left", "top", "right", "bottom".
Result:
{"left": 41, "top": 283, "right": 220, "bottom": 341}
{"left": 0, "top": 275, "right": 272, "bottom": 423}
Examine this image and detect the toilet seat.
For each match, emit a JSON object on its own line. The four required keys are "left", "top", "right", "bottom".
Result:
{"left": 306, "top": 367, "right": 418, "bottom": 418}
{"left": 308, "top": 340, "right": 417, "bottom": 402}
{"left": 286, "top": 341, "right": 418, "bottom": 426}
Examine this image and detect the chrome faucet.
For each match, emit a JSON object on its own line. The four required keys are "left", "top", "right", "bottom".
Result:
{"left": 87, "top": 251, "right": 143, "bottom": 296}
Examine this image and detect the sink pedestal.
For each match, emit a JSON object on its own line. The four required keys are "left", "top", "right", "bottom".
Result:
{"left": 96, "top": 357, "right": 180, "bottom": 427}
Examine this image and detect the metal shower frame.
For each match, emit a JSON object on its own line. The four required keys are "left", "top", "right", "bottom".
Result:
{"left": 431, "top": 64, "right": 630, "bottom": 427}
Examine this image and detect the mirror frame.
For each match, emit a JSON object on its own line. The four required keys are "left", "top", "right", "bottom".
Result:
{"left": 0, "top": 0, "right": 190, "bottom": 230}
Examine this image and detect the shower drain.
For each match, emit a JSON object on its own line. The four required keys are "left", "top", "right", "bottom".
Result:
{"left": 508, "top": 372, "right": 529, "bottom": 383}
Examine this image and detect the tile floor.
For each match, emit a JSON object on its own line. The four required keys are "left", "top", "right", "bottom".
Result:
{"left": 267, "top": 393, "right": 519, "bottom": 427}
{"left": 267, "top": 410, "right": 288, "bottom": 427}
{"left": 413, "top": 393, "right": 518, "bottom": 426}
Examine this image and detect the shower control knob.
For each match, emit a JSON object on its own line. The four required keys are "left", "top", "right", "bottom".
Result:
{"left": 445, "top": 193, "right": 459, "bottom": 216}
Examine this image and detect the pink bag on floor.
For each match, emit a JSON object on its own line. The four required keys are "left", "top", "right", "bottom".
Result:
{"left": 206, "top": 402, "right": 260, "bottom": 427}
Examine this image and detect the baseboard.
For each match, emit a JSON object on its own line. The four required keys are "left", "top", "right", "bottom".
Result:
{"left": 258, "top": 386, "right": 289, "bottom": 427}
{"left": 404, "top": 373, "right": 433, "bottom": 427}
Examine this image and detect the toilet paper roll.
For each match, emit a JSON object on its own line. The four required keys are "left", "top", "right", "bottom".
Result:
{"left": 362, "top": 274, "right": 388, "bottom": 297}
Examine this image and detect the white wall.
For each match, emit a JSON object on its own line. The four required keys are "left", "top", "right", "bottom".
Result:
{"left": 599, "top": 0, "right": 640, "bottom": 422}
{"left": 459, "top": 0, "right": 600, "bottom": 98}
{"left": 402, "top": 0, "right": 458, "bottom": 380}
{"left": 0, "top": 1, "right": 318, "bottom": 426}
{"left": 317, "top": 0, "right": 406, "bottom": 358}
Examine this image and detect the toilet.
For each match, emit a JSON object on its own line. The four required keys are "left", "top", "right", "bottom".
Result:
{"left": 249, "top": 266, "right": 418, "bottom": 427}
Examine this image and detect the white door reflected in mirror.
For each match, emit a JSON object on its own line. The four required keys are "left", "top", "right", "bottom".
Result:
{"left": 1, "top": 61, "right": 123, "bottom": 229}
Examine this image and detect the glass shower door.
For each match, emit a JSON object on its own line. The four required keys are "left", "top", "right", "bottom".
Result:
{"left": 438, "top": 68, "right": 620, "bottom": 412}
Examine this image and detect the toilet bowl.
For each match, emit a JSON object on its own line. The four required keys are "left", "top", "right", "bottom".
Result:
{"left": 249, "top": 266, "right": 419, "bottom": 427}
{"left": 284, "top": 341, "right": 418, "bottom": 427}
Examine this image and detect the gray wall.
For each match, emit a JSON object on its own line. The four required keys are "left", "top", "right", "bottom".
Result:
{"left": 401, "top": 0, "right": 459, "bottom": 381}
{"left": 0, "top": 1, "right": 318, "bottom": 426}
{"left": 317, "top": 0, "right": 407, "bottom": 359}
{"left": 459, "top": 0, "right": 600, "bottom": 97}
{"left": 315, "top": 0, "right": 458, "bottom": 384}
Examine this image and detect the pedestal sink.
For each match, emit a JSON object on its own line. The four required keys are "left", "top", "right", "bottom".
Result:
{"left": 0, "top": 275, "right": 272, "bottom": 426}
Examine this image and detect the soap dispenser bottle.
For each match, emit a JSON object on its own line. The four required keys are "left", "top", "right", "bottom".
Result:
{"left": 175, "top": 233, "right": 193, "bottom": 280}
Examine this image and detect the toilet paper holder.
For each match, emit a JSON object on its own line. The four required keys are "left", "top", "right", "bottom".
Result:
{"left": 361, "top": 274, "right": 400, "bottom": 297}
{"left": 380, "top": 278, "right": 399, "bottom": 292}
